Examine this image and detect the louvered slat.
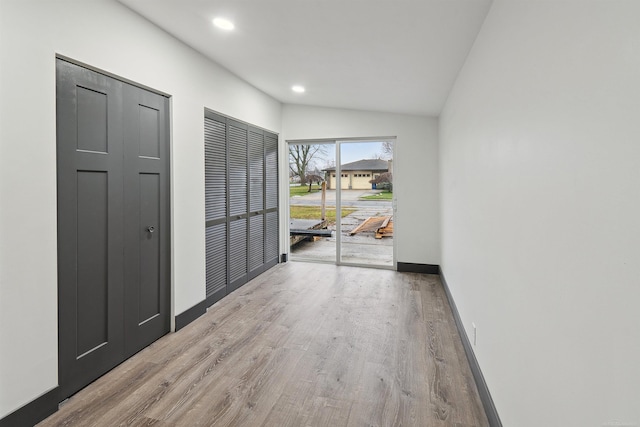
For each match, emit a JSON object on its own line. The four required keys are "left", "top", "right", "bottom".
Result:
{"left": 249, "top": 215, "right": 264, "bottom": 271}
{"left": 249, "top": 130, "right": 264, "bottom": 213}
{"left": 265, "top": 134, "right": 278, "bottom": 210}
{"left": 266, "top": 210, "right": 279, "bottom": 263}
{"left": 228, "top": 124, "right": 247, "bottom": 217}
{"left": 204, "top": 117, "right": 226, "bottom": 221}
{"left": 229, "top": 219, "right": 247, "bottom": 282}
{"left": 206, "top": 223, "right": 226, "bottom": 297}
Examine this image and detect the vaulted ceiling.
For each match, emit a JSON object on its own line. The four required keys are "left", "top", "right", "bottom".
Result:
{"left": 118, "top": 0, "right": 492, "bottom": 116}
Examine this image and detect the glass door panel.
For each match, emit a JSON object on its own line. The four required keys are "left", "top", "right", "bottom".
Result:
{"left": 338, "top": 141, "right": 394, "bottom": 267}
{"left": 288, "top": 142, "right": 336, "bottom": 263}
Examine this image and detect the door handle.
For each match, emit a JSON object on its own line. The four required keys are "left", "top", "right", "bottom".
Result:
{"left": 146, "top": 226, "right": 155, "bottom": 233}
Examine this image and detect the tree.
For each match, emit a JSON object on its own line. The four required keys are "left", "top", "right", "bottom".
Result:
{"left": 381, "top": 141, "right": 393, "bottom": 157}
{"left": 289, "top": 144, "right": 326, "bottom": 186}
{"left": 305, "top": 172, "right": 324, "bottom": 192}
{"left": 370, "top": 172, "right": 393, "bottom": 191}
{"left": 371, "top": 141, "right": 393, "bottom": 160}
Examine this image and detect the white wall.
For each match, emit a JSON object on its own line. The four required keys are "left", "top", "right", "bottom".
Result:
{"left": 440, "top": 1, "right": 640, "bottom": 426}
{"left": 0, "top": 0, "right": 281, "bottom": 418}
{"left": 282, "top": 104, "right": 440, "bottom": 265}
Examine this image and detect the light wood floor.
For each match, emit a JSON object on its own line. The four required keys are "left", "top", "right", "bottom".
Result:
{"left": 39, "top": 262, "right": 489, "bottom": 427}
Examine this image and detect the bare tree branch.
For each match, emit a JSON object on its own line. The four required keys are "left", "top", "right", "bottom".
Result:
{"left": 381, "top": 141, "right": 393, "bottom": 156}
{"left": 288, "top": 144, "right": 326, "bottom": 186}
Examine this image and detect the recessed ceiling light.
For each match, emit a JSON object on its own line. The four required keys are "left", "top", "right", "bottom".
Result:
{"left": 292, "top": 85, "right": 305, "bottom": 93}
{"left": 213, "top": 17, "right": 234, "bottom": 31}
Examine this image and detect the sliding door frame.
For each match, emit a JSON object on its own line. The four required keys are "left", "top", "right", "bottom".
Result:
{"left": 287, "top": 137, "right": 397, "bottom": 270}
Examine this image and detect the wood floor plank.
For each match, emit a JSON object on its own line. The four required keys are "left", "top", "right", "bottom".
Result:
{"left": 301, "top": 397, "right": 352, "bottom": 427}
{"left": 38, "top": 262, "right": 488, "bottom": 427}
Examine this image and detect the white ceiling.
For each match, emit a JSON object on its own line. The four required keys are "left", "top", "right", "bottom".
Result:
{"left": 117, "top": 0, "right": 492, "bottom": 116}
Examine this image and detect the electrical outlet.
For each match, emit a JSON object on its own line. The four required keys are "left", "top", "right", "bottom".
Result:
{"left": 472, "top": 323, "right": 477, "bottom": 346}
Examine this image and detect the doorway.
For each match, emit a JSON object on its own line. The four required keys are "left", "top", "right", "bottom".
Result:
{"left": 56, "top": 58, "right": 171, "bottom": 399}
{"left": 288, "top": 138, "right": 395, "bottom": 268}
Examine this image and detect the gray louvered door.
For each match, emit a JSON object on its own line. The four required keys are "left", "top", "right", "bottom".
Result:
{"left": 265, "top": 133, "right": 279, "bottom": 268}
{"left": 228, "top": 120, "right": 249, "bottom": 291}
{"left": 204, "top": 111, "right": 278, "bottom": 306}
{"left": 248, "top": 128, "right": 265, "bottom": 279}
{"left": 204, "top": 117, "right": 227, "bottom": 305}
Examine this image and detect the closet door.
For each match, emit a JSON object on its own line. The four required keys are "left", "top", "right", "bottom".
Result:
{"left": 57, "top": 60, "right": 126, "bottom": 399}
{"left": 248, "top": 128, "right": 265, "bottom": 279}
{"left": 204, "top": 113, "right": 228, "bottom": 306}
{"left": 204, "top": 112, "right": 279, "bottom": 305}
{"left": 227, "top": 120, "right": 249, "bottom": 292}
{"left": 57, "top": 59, "right": 170, "bottom": 399}
{"left": 122, "top": 85, "right": 171, "bottom": 357}
{"left": 264, "top": 132, "right": 279, "bottom": 268}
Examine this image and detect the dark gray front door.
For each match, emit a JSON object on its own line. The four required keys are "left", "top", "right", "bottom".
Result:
{"left": 56, "top": 59, "right": 170, "bottom": 399}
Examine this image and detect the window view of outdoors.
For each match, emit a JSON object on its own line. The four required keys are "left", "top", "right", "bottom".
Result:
{"left": 289, "top": 141, "right": 393, "bottom": 266}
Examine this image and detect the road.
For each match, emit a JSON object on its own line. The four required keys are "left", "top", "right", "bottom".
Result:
{"left": 289, "top": 189, "right": 392, "bottom": 209}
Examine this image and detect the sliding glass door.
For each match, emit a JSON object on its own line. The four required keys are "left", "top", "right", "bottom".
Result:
{"left": 289, "top": 139, "right": 395, "bottom": 269}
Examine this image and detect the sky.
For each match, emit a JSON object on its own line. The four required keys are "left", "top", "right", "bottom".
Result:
{"left": 300, "top": 141, "right": 392, "bottom": 170}
{"left": 340, "top": 141, "right": 391, "bottom": 164}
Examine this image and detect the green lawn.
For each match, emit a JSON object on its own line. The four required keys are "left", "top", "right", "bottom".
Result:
{"left": 290, "top": 206, "right": 356, "bottom": 221}
{"left": 290, "top": 184, "right": 322, "bottom": 197}
{"left": 360, "top": 191, "right": 393, "bottom": 200}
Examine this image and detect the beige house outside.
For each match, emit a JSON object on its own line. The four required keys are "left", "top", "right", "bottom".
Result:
{"left": 323, "top": 159, "right": 390, "bottom": 190}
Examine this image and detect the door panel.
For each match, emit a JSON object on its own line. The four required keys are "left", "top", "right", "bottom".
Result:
{"left": 204, "top": 114, "right": 228, "bottom": 306}
{"left": 138, "top": 173, "right": 161, "bottom": 323}
{"left": 248, "top": 128, "right": 265, "bottom": 279}
{"left": 265, "top": 134, "right": 278, "bottom": 211}
{"left": 229, "top": 218, "right": 248, "bottom": 291}
{"left": 205, "top": 118, "right": 227, "bottom": 221}
{"left": 123, "top": 85, "right": 170, "bottom": 357}
{"left": 337, "top": 141, "right": 394, "bottom": 267}
{"left": 228, "top": 122, "right": 247, "bottom": 217}
{"left": 138, "top": 105, "right": 160, "bottom": 158}
{"left": 76, "top": 87, "right": 108, "bottom": 153}
{"left": 249, "top": 214, "right": 265, "bottom": 278}
{"left": 57, "top": 59, "right": 125, "bottom": 398}
{"left": 266, "top": 210, "right": 279, "bottom": 267}
{"left": 57, "top": 59, "right": 170, "bottom": 399}
{"left": 249, "top": 129, "right": 264, "bottom": 213}
{"left": 76, "top": 171, "right": 109, "bottom": 356}
{"left": 264, "top": 134, "right": 279, "bottom": 267}
{"left": 206, "top": 223, "right": 227, "bottom": 304}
